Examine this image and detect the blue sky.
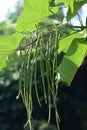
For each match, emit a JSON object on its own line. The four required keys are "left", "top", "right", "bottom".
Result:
{"left": 63, "top": 3, "right": 87, "bottom": 26}
{"left": 71, "top": 4, "right": 87, "bottom": 26}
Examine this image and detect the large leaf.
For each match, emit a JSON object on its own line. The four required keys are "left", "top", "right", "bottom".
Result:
{"left": 16, "top": 0, "right": 51, "bottom": 32}
{"left": 58, "top": 38, "right": 87, "bottom": 86}
{"left": 0, "top": 33, "right": 23, "bottom": 70}
{"left": 59, "top": 32, "right": 81, "bottom": 54}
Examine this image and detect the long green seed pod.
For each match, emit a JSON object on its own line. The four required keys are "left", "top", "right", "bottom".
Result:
{"left": 46, "top": 38, "right": 52, "bottom": 123}
{"left": 34, "top": 35, "right": 41, "bottom": 106}
{"left": 39, "top": 37, "right": 47, "bottom": 103}
{"left": 46, "top": 60, "right": 51, "bottom": 123}
{"left": 18, "top": 29, "right": 61, "bottom": 130}
{"left": 54, "top": 31, "right": 60, "bottom": 129}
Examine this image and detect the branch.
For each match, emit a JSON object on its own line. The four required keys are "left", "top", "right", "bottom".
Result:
{"left": 15, "top": 24, "right": 86, "bottom": 51}
{"left": 15, "top": 30, "right": 56, "bottom": 51}
{"left": 0, "top": 23, "right": 85, "bottom": 53}
{"left": 67, "top": 25, "right": 86, "bottom": 30}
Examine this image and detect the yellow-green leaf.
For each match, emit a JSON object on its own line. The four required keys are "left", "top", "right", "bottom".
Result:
{"left": 59, "top": 32, "right": 81, "bottom": 54}
{"left": 58, "top": 38, "right": 87, "bottom": 86}
{"left": 16, "top": 0, "right": 51, "bottom": 32}
{"left": 0, "top": 33, "right": 23, "bottom": 70}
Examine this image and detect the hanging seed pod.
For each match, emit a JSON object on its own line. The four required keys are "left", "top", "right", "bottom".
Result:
{"left": 39, "top": 36, "right": 47, "bottom": 103}
{"left": 46, "top": 37, "right": 52, "bottom": 123}
{"left": 53, "top": 31, "right": 60, "bottom": 129}
{"left": 34, "top": 35, "right": 41, "bottom": 106}
{"left": 19, "top": 43, "right": 33, "bottom": 130}
{"left": 18, "top": 28, "right": 60, "bottom": 130}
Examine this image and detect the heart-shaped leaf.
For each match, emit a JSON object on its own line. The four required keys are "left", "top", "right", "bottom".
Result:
{"left": 16, "top": 0, "right": 51, "bottom": 32}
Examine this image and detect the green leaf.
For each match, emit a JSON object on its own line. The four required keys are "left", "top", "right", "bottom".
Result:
{"left": 67, "top": 0, "right": 87, "bottom": 21}
{"left": 0, "top": 55, "right": 7, "bottom": 70}
{"left": 58, "top": 38, "right": 87, "bottom": 86}
{"left": 59, "top": 32, "right": 81, "bottom": 54}
{"left": 0, "top": 33, "right": 23, "bottom": 70}
{"left": 16, "top": 0, "right": 51, "bottom": 32}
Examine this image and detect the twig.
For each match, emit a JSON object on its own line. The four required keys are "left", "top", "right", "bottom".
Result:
{"left": 0, "top": 23, "right": 86, "bottom": 53}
